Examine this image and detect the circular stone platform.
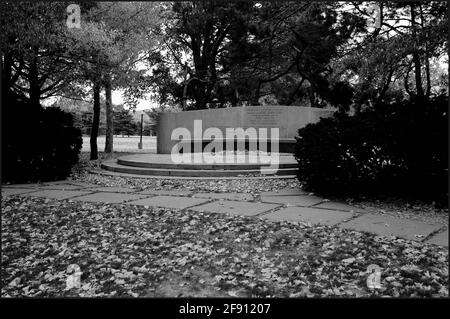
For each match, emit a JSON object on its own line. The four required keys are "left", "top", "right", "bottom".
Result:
{"left": 101, "top": 153, "right": 298, "bottom": 178}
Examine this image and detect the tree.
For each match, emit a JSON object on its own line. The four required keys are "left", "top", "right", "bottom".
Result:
{"left": 0, "top": 2, "right": 96, "bottom": 107}
{"left": 150, "top": 1, "right": 255, "bottom": 109}
{"left": 78, "top": 2, "right": 162, "bottom": 154}
{"left": 114, "top": 107, "right": 138, "bottom": 136}
{"left": 65, "top": 2, "right": 162, "bottom": 157}
{"left": 333, "top": 1, "right": 448, "bottom": 112}
{"left": 223, "top": 1, "right": 363, "bottom": 109}
{"left": 149, "top": 1, "right": 364, "bottom": 110}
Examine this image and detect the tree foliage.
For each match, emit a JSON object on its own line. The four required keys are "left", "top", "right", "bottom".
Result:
{"left": 333, "top": 1, "right": 448, "bottom": 111}
{"left": 0, "top": 2, "right": 86, "bottom": 106}
{"left": 147, "top": 1, "right": 447, "bottom": 111}
{"left": 114, "top": 107, "right": 138, "bottom": 136}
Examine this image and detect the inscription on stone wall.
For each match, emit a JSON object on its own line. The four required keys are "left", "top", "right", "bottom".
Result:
{"left": 245, "top": 108, "right": 282, "bottom": 127}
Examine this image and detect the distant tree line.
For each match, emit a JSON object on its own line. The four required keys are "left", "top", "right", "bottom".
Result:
{"left": 55, "top": 98, "right": 156, "bottom": 136}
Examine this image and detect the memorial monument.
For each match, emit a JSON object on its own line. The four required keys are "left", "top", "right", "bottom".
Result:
{"left": 101, "top": 105, "right": 334, "bottom": 177}
{"left": 157, "top": 105, "right": 334, "bottom": 154}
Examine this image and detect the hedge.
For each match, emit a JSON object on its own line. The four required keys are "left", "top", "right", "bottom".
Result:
{"left": 2, "top": 100, "right": 82, "bottom": 183}
{"left": 294, "top": 96, "right": 448, "bottom": 202}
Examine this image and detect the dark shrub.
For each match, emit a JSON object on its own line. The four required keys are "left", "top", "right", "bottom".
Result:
{"left": 2, "top": 100, "right": 82, "bottom": 183}
{"left": 294, "top": 96, "right": 448, "bottom": 202}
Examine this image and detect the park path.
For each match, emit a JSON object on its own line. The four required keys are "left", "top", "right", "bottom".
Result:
{"left": 2, "top": 181, "right": 447, "bottom": 247}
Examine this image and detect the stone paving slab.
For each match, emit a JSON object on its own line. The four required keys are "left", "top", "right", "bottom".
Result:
{"left": 37, "top": 184, "right": 84, "bottom": 190}
{"left": 340, "top": 213, "right": 444, "bottom": 241}
{"left": 86, "top": 186, "right": 138, "bottom": 193}
{"left": 260, "top": 195, "right": 324, "bottom": 207}
{"left": 193, "top": 192, "right": 254, "bottom": 201}
{"left": 136, "top": 189, "right": 192, "bottom": 196}
{"left": 24, "top": 190, "right": 93, "bottom": 200}
{"left": 1, "top": 188, "right": 40, "bottom": 197}
{"left": 313, "top": 201, "right": 367, "bottom": 213}
{"left": 261, "top": 207, "right": 354, "bottom": 226}
{"left": 71, "top": 192, "right": 148, "bottom": 204}
{"left": 190, "top": 200, "right": 280, "bottom": 216}
{"left": 2, "top": 181, "right": 447, "bottom": 247}
{"left": 425, "top": 230, "right": 448, "bottom": 247}
{"left": 260, "top": 189, "right": 307, "bottom": 196}
{"left": 128, "top": 196, "right": 210, "bottom": 210}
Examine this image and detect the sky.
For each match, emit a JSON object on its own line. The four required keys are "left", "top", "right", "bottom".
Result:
{"left": 112, "top": 90, "right": 158, "bottom": 111}
{"left": 42, "top": 89, "right": 157, "bottom": 110}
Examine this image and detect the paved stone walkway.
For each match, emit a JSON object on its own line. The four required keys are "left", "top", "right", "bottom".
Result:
{"left": 1, "top": 181, "right": 448, "bottom": 247}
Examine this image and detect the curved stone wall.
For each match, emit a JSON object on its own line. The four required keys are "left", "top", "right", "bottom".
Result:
{"left": 156, "top": 105, "right": 334, "bottom": 154}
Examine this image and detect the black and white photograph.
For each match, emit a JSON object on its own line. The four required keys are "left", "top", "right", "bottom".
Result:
{"left": 0, "top": 0, "right": 448, "bottom": 305}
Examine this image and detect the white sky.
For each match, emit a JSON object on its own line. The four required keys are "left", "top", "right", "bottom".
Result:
{"left": 112, "top": 90, "right": 158, "bottom": 110}
{"left": 42, "top": 90, "right": 157, "bottom": 110}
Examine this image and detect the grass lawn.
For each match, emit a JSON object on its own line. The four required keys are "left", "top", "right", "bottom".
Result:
{"left": 81, "top": 136, "right": 157, "bottom": 153}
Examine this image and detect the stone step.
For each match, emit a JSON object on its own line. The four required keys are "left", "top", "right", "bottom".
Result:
{"left": 117, "top": 157, "right": 298, "bottom": 170}
{"left": 101, "top": 161, "right": 298, "bottom": 177}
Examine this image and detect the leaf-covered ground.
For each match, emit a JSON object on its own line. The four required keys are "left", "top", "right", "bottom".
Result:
{"left": 71, "top": 152, "right": 448, "bottom": 226}
{"left": 2, "top": 196, "right": 448, "bottom": 297}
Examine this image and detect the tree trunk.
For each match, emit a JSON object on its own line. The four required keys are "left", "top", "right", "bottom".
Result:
{"left": 28, "top": 53, "right": 41, "bottom": 108}
{"left": 419, "top": 4, "right": 431, "bottom": 97}
{"left": 250, "top": 81, "right": 261, "bottom": 105}
{"left": 104, "top": 74, "right": 114, "bottom": 154}
{"left": 410, "top": 4, "right": 424, "bottom": 98}
{"left": 376, "top": 69, "right": 394, "bottom": 105}
{"left": 412, "top": 52, "right": 424, "bottom": 98}
{"left": 308, "top": 87, "right": 316, "bottom": 108}
{"left": 423, "top": 50, "right": 431, "bottom": 97}
{"left": 286, "top": 78, "right": 305, "bottom": 105}
{"left": 197, "top": 95, "right": 207, "bottom": 109}
{"left": 90, "top": 80, "right": 101, "bottom": 160}
{"left": 195, "top": 81, "right": 208, "bottom": 109}
{"left": 233, "top": 87, "right": 239, "bottom": 106}
{"left": 1, "top": 53, "right": 13, "bottom": 104}
{"left": 182, "top": 83, "right": 188, "bottom": 109}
